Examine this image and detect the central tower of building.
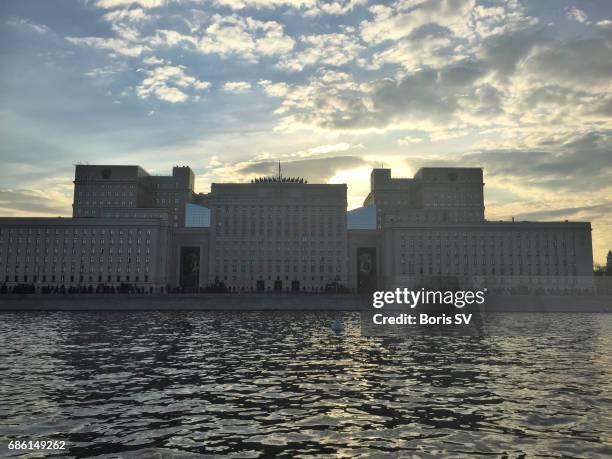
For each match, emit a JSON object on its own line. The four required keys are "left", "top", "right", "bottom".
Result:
{"left": 207, "top": 174, "right": 348, "bottom": 292}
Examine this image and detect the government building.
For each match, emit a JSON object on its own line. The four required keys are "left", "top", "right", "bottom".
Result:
{"left": 0, "top": 163, "right": 594, "bottom": 294}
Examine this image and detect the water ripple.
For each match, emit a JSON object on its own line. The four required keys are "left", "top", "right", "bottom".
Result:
{"left": 0, "top": 311, "right": 611, "bottom": 458}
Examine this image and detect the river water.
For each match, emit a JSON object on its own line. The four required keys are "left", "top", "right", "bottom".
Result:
{"left": 1, "top": 311, "right": 611, "bottom": 458}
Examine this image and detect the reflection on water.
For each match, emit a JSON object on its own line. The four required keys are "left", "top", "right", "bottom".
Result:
{"left": 1, "top": 312, "right": 611, "bottom": 458}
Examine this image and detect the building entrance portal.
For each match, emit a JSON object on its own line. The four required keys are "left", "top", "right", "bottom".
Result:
{"left": 291, "top": 280, "right": 300, "bottom": 292}
{"left": 274, "top": 280, "right": 283, "bottom": 292}
{"left": 357, "top": 247, "right": 377, "bottom": 294}
{"left": 256, "top": 280, "right": 265, "bottom": 293}
{"left": 180, "top": 246, "right": 200, "bottom": 291}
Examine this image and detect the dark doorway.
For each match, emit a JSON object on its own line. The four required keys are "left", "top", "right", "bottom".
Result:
{"left": 180, "top": 246, "right": 200, "bottom": 291}
{"left": 291, "top": 280, "right": 300, "bottom": 292}
{"left": 357, "top": 247, "right": 377, "bottom": 294}
{"left": 256, "top": 280, "right": 265, "bottom": 293}
{"left": 274, "top": 280, "right": 283, "bottom": 292}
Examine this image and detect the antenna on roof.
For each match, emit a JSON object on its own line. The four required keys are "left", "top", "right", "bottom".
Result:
{"left": 278, "top": 160, "right": 281, "bottom": 181}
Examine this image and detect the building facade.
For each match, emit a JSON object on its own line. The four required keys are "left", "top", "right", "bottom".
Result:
{"left": 0, "top": 217, "right": 171, "bottom": 292}
{"left": 352, "top": 168, "right": 593, "bottom": 292}
{"left": 206, "top": 178, "right": 348, "bottom": 292}
{"left": 0, "top": 164, "right": 595, "bottom": 293}
{"left": 73, "top": 164, "right": 195, "bottom": 228}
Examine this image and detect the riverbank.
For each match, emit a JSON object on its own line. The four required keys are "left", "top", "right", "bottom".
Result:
{"left": 0, "top": 293, "right": 610, "bottom": 311}
{"left": 0, "top": 293, "right": 364, "bottom": 311}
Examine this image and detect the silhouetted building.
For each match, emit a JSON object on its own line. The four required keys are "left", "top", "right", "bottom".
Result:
{"left": 364, "top": 167, "right": 485, "bottom": 227}
{"left": 73, "top": 164, "right": 195, "bottom": 228}
{"left": 0, "top": 217, "right": 170, "bottom": 291}
{"left": 206, "top": 175, "right": 347, "bottom": 292}
{"left": 349, "top": 168, "right": 594, "bottom": 292}
{"left": 0, "top": 164, "right": 595, "bottom": 294}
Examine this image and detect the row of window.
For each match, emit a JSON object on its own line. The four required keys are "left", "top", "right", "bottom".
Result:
{"left": 76, "top": 182, "right": 136, "bottom": 189}
{"left": 398, "top": 265, "right": 576, "bottom": 276}
{"left": 4, "top": 255, "right": 151, "bottom": 264}
{"left": 101, "top": 212, "right": 168, "bottom": 219}
{"left": 2, "top": 238, "right": 151, "bottom": 247}
{"left": 77, "top": 202, "right": 136, "bottom": 209}
{"left": 78, "top": 191, "right": 135, "bottom": 197}
{"left": 215, "top": 248, "right": 345, "bottom": 256}
{"left": 399, "top": 253, "right": 576, "bottom": 264}
{"left": 398, "top": 256, "right": 575, "bottom": 267}
{"left": 213, "top": 275, "right": 344, "bottom": 284}
{"left": 397, "top": 231, "right": 583, "bottom": 241}
{"left": 213, "top": 205, "right": 344, "bottom": 214}
{"left": 5, "top": 272, "right": 150, "bottom": 283}
{"left": 213, "top": 263, "right": 344, "bottom": 274}
{"left": 0, "top": 228, "right": 153, "bottom": 236}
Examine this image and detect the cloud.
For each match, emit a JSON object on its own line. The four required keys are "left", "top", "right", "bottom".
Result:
{"left": 66, "top": 36, "right": 148, "bottom": 57}
{"left": 211, "top": 0, "right": 315, "bottom": 10}
{"left": 521, "top": 37, "right": 612, "bottom": 90}
{"left": 136, "top": 65, "right": 211, "bottom": 102}
{"left": 237, "top": 155, "right": 370, "bottom": 182}
{"left": 312, "top": 0, "right": 367, "bottom": 16}
{"left": 66, "top": 5, "right": 156, "bottom": 58}
{"left": 66, "top": 9, "right": 295, "bottom": 64}
{"left": 566, "top": 7, "right": 588, "bottom": 24}
{"left": 514, "top": 202, "right": 612, "bottom": 221}
{"left": 359, "top": 0, "right": 535, "bottom": 44}
{"left": 262, "top": 22, "right": 612, "bottom": 138}
{"left": 94, "top": 0, "right": 165, "bottom": 8}
{"left": 259, "top": 79, "right": 290, "bottom": 97}
{"left": 359, "top": 0, "right": 538, "bottom": 75}
{"left": 6, "top": 17, "right": 50, "bottom": 34}
{"left": 406, "top": 130, "right": 612, "bottom": 193}
{"left": 102, "top": 8, "right": 150, "bottom": 23}
{"left": 597, "top": 19, "right": 612, "bottom": 29}
{"left": 278, "top": 32, "right": 364, "bottom": 72}
{"left": 142, "top": 56, "right": 165, "bottom": 65}
{"left": 398, "top": 135, "right": 423, "bottom": 145}
{"left": 305, "top": 142, "right": 354, "bottom": 155}
{"left": 368, "top": 30, "right": 459, "bottom": 71}
{"left": 84, "top": 64, "right": 126, "bottom": 78}
{"left": 198, "top": 14, "right": 294, "bottom": 61}
{"left": 148, "top": 14, "right": 295, "bottom": 62}
{"left": 268, "top": 61, "right": 495, "bottom": 133}
{"left": 0, "top": 189, "right": 71, "bottom": 216}
{"left": 223, "top": 81, "right": 252, "bottom": 92}
{"left": 360, "top": 0, "right": 476, "bottom": 44}
{"left": 477, "top": 28, "right": 546, "bottom": 82}
{"left": 209, "top": 0, "right": 366, "bottom": 16}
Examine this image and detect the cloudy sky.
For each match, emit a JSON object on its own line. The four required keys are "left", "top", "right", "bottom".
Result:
{"left": 0, "top": 0, "right": 611, "bottom": 264}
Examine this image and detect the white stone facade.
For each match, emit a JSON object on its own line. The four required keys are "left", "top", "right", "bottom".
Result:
{"left": 0, "top": 218, "right": 171, "bottom": 291}
{"left": 207, "top": 182, "right": 348, "bottom": 292}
